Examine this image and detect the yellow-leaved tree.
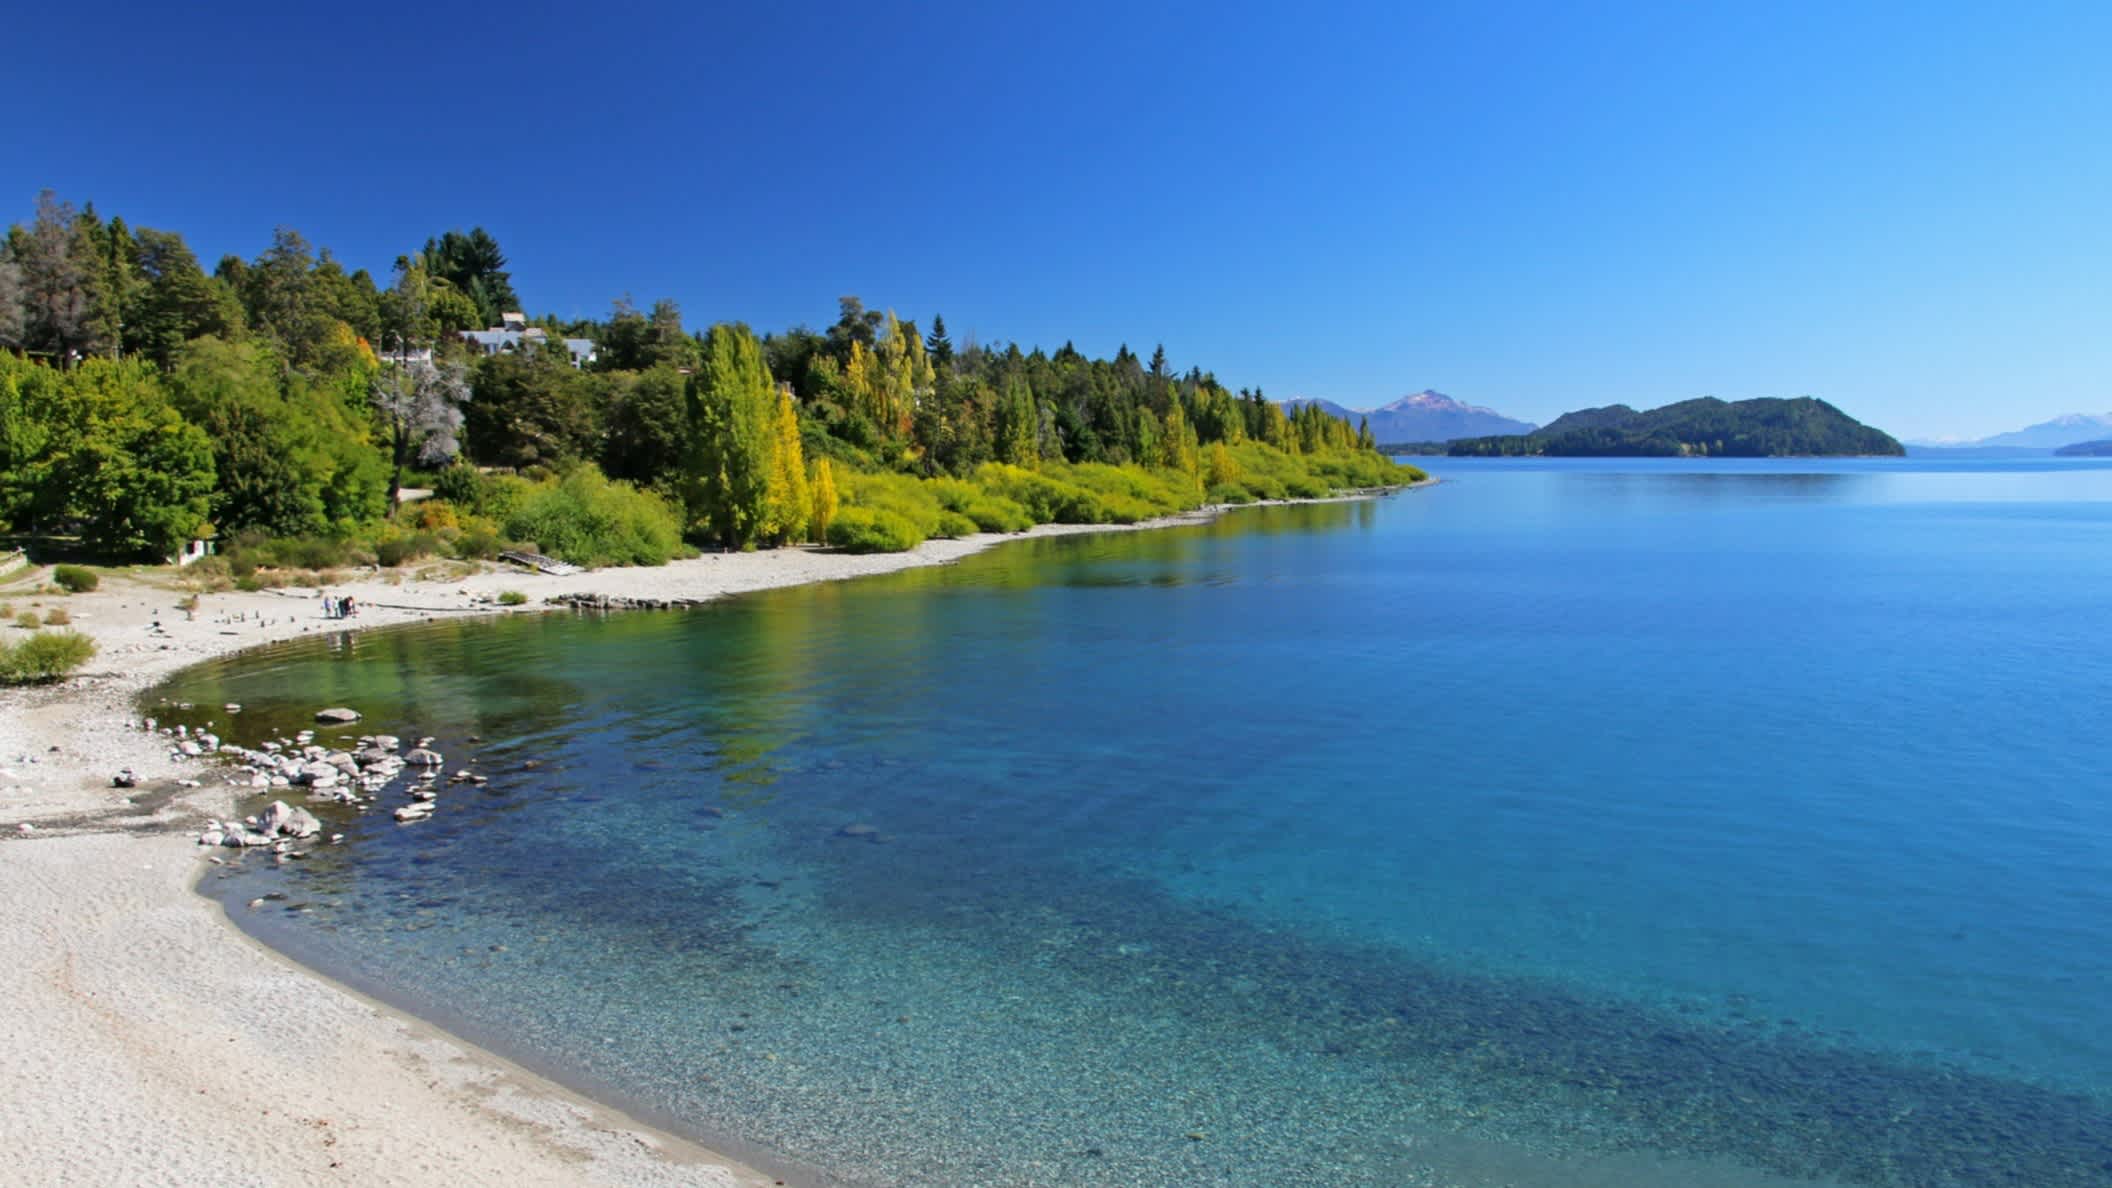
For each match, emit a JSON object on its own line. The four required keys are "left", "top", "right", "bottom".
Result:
{"left": 808, "top": 457, "right": 838, "bottom": 544}
{"left": 761, "top": 384, "right": 809, "bottom": 546}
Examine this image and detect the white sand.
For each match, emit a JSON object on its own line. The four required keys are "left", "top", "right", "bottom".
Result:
{"left": 0, "top": 494, "right": 1409, "bottom": 1186}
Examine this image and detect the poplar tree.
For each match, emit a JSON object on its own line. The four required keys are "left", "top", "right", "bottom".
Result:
{"left": 807, "top": 456, "right": 837, "bottom": 544}
{"left": 761, "top": 384, "right": 810, "bottom": 545}
{"left": 687, "top": 323, "right": 777, "bottom": 547}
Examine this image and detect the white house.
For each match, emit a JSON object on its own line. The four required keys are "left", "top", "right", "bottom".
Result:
{"left": 459, "top": 313, "right": 597, "bottom": 369}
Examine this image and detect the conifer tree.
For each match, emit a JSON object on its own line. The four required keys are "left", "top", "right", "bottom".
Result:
{"left": 925, "top": 314, "right": 954, "bottom": 368}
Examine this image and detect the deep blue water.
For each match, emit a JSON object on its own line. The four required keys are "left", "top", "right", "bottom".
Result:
{"left": 159, "top": 458, "right": 2112, "bottom": 1186}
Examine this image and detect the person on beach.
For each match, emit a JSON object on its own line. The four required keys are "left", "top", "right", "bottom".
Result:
{"left": 343, "top": 594, "right": 356, "bottom": 618}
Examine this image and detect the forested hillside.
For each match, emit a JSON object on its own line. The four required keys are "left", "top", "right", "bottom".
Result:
{"left": 0, "top": 192, "right": 1417, "bottom": 568}
{"left": 1447, "top": 397, "right": 1902, "bottom": 457}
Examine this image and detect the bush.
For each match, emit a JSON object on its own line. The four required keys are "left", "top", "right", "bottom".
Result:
{"left": 408, "top": 500, "right": 460, "bottom": 533}
{"left": 501, "top": 465, "right": 686, "bottom": 567}
{"left": 15, "top": 611, "right": 39, "bottom": 629}
{"left": 0, "top": 630, "right": 97, "bottom": 684}
{"left": 431, "top": 463, "right": 486, "bottom": 509}
{"left": 827, "top": 506, "right": 924, "bottom": 553}
{"left": 52, "top": 565, "right": 99, "bottom": 593}
{"left": 960, "top": 495, "right": 1034, "bottom": 533}
{"left": 453, "top": 527, "right": 502, "bottom": 561}
{"left": 42, "top": 607, "right": 70, "bottom": 626}
{"left": 375, "top": 533, "right": 442, "bottom": 568}
{"left": 497, "top": 590, "right": 529, "bottom": 606}
{"left": 934, "top": 511, "right": 977, "bottom": 538}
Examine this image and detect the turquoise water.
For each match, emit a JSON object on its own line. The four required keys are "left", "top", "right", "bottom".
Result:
{"left": 161, "top": 459, "right": 2112, "bottom": 1186}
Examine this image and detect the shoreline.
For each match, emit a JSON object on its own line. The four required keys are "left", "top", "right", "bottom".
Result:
{"left": 0, "top": 486, "right": 1422, "bottom": 1186}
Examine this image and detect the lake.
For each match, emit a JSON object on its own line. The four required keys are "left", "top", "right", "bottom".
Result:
{"left": 156, "top": 457, "right": 2112, "bottom": 1186}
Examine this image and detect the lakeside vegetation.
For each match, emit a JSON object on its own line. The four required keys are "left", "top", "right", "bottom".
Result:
{"left": 0, "top": 192, "right": 1419, "bottom": 572}
{"left": 1448, "top": 397, "right": 1903, "bottom": 457}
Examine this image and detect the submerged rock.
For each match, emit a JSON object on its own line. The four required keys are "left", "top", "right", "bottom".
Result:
{"left": 314, "top": 707, "right": 361, "bottom": 724}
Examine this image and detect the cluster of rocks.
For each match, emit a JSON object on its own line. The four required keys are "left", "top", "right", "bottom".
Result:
{"left": 549, "top": 593, "right": 709, "bottom": 611}
{"left": 152, "top": 704, "right": 480, "bottom": 849}
{"left": 196, "top": 799, "right": 332, "bottom": 856}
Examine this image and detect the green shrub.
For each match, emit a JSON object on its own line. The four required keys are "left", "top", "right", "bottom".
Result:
{"left": 52, "top": 565, "right": 99, "bottom": 593}
{"left": 961, "top": 496, "right": 1034, "bottom": 533}
{"left": 497, "top": 590, "right": 529, "bottom": 606}
{"left": 431, "top": 463, "right": 486, "bottom": 509}
{"left": 934, "top": 511, "right": 977, "bottom": 538}
{"left": 826, "top": 506, "right": 925, "bottom": 553}
{"left": 454, "top": 527, "right": 502, "bottom": 560}
{"left": 14, "top": 611, "right": 39, "bottom": 629}
{"left": 502, "top": 465, "right": 685, "bottom": 567}
{"left": 374, "top": 533, "right": 442, "bottom": 568}
{"left": 838, "top": 471, "right": 946, "bottom": 538}
{"left": 42, "top": 607, "right": 70, "bottom": 626}
{"left": 0, "top": 630, "right": 97, "bottom": 684}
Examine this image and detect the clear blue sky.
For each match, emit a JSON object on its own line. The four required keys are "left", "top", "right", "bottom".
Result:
{"left": 9, "top": 0, "right": 2110, "bottom": 440}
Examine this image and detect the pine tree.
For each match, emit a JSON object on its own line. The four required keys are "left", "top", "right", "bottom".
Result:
{"left": 925, "top": 314, "right": 954, "bottom": 368}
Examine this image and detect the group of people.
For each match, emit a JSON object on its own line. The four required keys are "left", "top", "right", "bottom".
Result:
{"left": 321, "top": 593, "right": 358, "bottom": 619}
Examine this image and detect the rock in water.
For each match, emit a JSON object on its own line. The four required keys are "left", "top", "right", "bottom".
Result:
{"left": 112, "top": 769, "right": 139, "bottom": 789}
{"left": 314, "top": 707, "right": 362, "bottom": 724}
{"left": 403, "top": 748, "right": 443, "bottom": 767}
{"left": 255, "top": 800, "right": 323, "bottom": 839}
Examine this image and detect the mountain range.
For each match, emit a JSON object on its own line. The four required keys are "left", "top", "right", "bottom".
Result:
{"left": 1281, "top": 391, "right": 1536, "bottom": 443}
{"left": 1909, "top": 413, "right": 2112, "bottom": 451}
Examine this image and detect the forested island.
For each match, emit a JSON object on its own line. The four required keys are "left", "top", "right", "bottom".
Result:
{"left": 2054, "top": 439, "right": 2112, "bottom": 457}
{"left": 0, "top": 192, "right": 1418, "bottom": 573}
{"left": 1447, "top": 397, "right": 1903, "bottom": 457}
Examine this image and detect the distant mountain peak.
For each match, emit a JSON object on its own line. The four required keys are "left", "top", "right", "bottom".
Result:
{"left": 1279, "top": 390, "right": 1535, "bottom": 443}
{"left": 1939, "top": 413, "right": 2112, "bottom": 450}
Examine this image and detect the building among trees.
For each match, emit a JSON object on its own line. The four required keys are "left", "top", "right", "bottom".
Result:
{"left": 460, "top": 313, "right": 597, "bottom": 368}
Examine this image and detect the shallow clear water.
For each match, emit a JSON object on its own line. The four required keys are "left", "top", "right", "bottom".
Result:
{"left": 159, "top": 458, "right": 2112, "bottom": 1186}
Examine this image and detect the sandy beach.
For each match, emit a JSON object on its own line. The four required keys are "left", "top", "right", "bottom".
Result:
{"left": 0, "top": 494, "right": 1407, "bottom": 1187}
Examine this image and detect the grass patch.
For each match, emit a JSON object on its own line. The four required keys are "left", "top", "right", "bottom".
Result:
{"left": 0, "top": 630, "right": 97, "bottom": 684}
{"left": 52, "top": 564, "right": 99, "bottom": 593}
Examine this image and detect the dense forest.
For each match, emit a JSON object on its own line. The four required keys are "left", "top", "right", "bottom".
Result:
{"left": 1446, "top": 397, "right": 1903, "bottom": 457}
{"left": 0, "top": 192, "right": 1417, "bottom": 569}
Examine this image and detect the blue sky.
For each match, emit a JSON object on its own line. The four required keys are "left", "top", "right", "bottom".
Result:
{"left": 9, "top": 1, "right": 2110, "bottom": 439}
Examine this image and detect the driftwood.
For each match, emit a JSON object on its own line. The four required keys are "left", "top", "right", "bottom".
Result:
{"left": 497, "top": 549, "right": 581, "bottom": 577}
